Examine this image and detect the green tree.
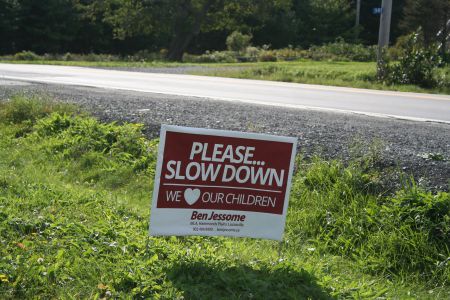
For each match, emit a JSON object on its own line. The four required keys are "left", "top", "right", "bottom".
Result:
{"left": 401, "top": 0, "right": 450, "bottom": 47}
{"left": 226, "top": 31, "right": 252, "bottom": 52}
{"left": 1, "top": 0, "right": 422, "bottom": 56}
{"left": 224, "top": 0, "right": 295, "bottom": 49}
{"left": 358, "top": 0, "right": 407, "bottom": 46}
{"left": 0, "top": 0, "right": 18, "bottom": 53}
{"left": 293, "top": 0, "right": 354, "bottom": 47}
{"left": 94, "top": 0, "right": 221, "bottom": 60}
{"left": 95, "top": 0, "right": 291, "bottom": 60}
{"left": 14, "top": 0, "right": 82, "bottom": 53}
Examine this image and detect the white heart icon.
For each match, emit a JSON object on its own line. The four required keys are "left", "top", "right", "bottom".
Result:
{"left": 184, "top": 188, "right": 201, "bottom": 205}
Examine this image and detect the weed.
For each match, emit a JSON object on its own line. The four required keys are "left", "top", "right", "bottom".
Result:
{"left": 226, "top": 31, "right": 252, "bottom": 52}
{"left": 418, "top": 152, "right": 446, "bottom": 161}
{"left": 12, "top": 51, "right": 40, "bottom": 61}
{"left": 183, "top": 51, "right": 237, "bottom": 63}
{"left": 0, "top": 96, "right": 449, "bottom": 298}
{"left": 289, "top": 157, "right": 449, "bottom": 285}
{"left": 309, "top": 39, "right": 377, "bottom": 62}
{"left": 0, "top": 94, "right": 77, "bottom": 125}
{"left": 380, "top": 31, "right": 445, "bottom": 89}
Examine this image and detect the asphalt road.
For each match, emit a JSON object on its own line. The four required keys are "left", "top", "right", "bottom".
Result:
{"left": 1, "top": 63, "right": 449, "bottom": 123}
{"left": 0, "top": 79, "right": 449, "bottom": 192}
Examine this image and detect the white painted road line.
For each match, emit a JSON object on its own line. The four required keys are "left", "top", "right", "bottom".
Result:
{"left": 1, "top": 63, "right": 449, "bottom": 123}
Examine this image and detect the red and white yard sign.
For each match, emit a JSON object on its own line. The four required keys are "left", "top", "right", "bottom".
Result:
{"left": 149, "top": 125, "right": 297, "bottom": 241}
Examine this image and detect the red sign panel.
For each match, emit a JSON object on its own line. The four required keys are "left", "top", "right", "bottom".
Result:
{"left": 150, "top": 125, "right": 297, "bottom": 240}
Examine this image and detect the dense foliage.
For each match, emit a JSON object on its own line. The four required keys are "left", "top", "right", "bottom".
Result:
{"left": 0, "top": 96, "right": 449, "bottom": 298}
{"left": 379, "top": 31, "right": 449, "bottom": 89}
{"left": 1, "top": 0, "right": 447, "bottom": 60}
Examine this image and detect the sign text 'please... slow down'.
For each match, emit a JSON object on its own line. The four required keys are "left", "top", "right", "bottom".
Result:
{"left": 150, "top": 125, "right": 297, "bottom": 240}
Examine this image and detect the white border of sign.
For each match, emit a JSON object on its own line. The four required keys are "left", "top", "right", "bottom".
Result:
{"left": 149, "top": 125, "right": 297, "bottom": 241}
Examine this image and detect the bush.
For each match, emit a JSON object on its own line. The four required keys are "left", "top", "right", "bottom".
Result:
{"left": 387, "top": 35, "right": 411, "bottom": 60}
{"left": 258, "top": 50, "right": 277, "bottom": 62}
{"left": 32, "top": 112, "right": 156, "bottom": 172}
{"left": 60, "top": 53, "right": 122, "bottom": 62}
{"left": 382, "top": 32, "right": 443, "bottom": 88}
{"left": 132, "top": 50, "right": 165, "bottom": 62}
{"left": 240, "top": 46, "right": 260, "bottom": 62}
{"left": 83, "top": 53, "right": 120, "bottom": 62}
{"left": 0, "top": 95, "right": 76, "bottom": 125}
{"left": 41, "top": 53, "right": 59, "bottom": 60}
{"left": 62, "top": 52, "right": 73, "bottom": 61}
{"left": 183, "top": 51, "right": 237, "bottom": 63}
{"left": 289, "top": 157, "right": 450, "bottom": 284}
{"left": 309, "top": 40, "right": 377, "bottom": 62}
{"left": 357, "top": 182, "right": 450, "bottom": 281}
{"left": 273, "top": 46, "right": 306, "bottom": 61}
{"left": 13, "top": 51, "right": 40, "bottom": 61}
{"left": 186, "top": 46, "right": 307, "bottom": 63}
{"left": 226, "top": 31, "right": 252, "bottom": 52}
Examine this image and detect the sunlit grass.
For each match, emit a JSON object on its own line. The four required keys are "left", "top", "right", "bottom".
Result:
{"left": 0, "top": 96, "right": 448, "bottom": 299}
{"left": 2, "top": 59, "right": 449, "bottom": 94}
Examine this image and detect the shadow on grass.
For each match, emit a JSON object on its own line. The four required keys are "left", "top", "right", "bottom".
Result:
{"left": 167, "top": 261, "right": 333, "bottom": 299}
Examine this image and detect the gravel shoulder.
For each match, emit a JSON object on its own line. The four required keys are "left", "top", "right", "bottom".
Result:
{"left": 1, "top": 79, "right": 449, "bottom": 192}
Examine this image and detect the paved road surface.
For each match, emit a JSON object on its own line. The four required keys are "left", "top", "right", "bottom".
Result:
{"left": 1, "top": 63, "right": 449, "bottom": 123}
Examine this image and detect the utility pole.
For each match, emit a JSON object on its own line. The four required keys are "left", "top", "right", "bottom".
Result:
{"left": 355, "top": 0, "right": 361, "bottom": 40}
{"left": 355, "top": 0, "right": 361, "bottom": 28}
{"left": 377, "top": 0, "right": 393, "bottom": 63}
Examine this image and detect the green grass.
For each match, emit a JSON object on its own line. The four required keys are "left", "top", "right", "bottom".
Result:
{"left": 2, "top": 59, "right": 449, "bottom": 94}
{"left": 0, "top": 96, "right": 449, "bottom": 299}
{"left": 188, "top": 60, "right": 450, "bottom": 94}
{"left": 1, "top": 59, "right": 189, "bottom": 68}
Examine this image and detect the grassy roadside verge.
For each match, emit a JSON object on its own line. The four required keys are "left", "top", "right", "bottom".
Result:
{"left": 0, "top": 60, "right": 189, "bottom": 68}
{"left": 2, "top": 60, "right": 449, "bottom": 94}
{"left": 0, "top": 96, "right": 449, "bottom": 299}
{"left": 188, "top": 60, "right": 450, "bottom": 94}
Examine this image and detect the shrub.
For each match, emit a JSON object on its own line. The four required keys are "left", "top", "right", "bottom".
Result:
{"left": 309, "top": 40, "right": 377, "bottom": 62}
{"left": 41, "top": 53, "right": 60, "bottom": 60}
{"left": 240, "top": 46, "right": 260, "bottom": 62}
{"left": 32, "top": 112, "right": 156, "bottom": 172}
{"left": 132, "top": 50, "right": 165, "bottom": 62}
{"left": 258, "top": 50, "right": 277, "bottom": 62}
{"left": 187, "top": 46, "right": 307, "bottom": 63}
{"left": 387, "top": 34, "right": 411, "bottom": 60}
{"left": 273, "top": 46, "right": 306, "bottom": 61}
{"left": 13, "top": 51, "right": 40, "bottom": 61}
{"left": 382, "top": 32, "right": 443, "bottom": 88}
{"left": 83, "top": 53, "right": 120, "bottom": 62}
{"left": 183, "top": 51, "right": 237, "bottom": 63}
{"left": 226, "top": 31, "right": 252, "bottom": 52}
{"left": 0, "top": 95, "right": 76, "bottom": 125}
{"left": 289, "top": 157, "right": 450, "bottom": 284}
{"left": 62, "top": 52, "right": 73, "bottom": 61}
{"left": 361, "top": 183, "right": 450, "bottom": 278}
